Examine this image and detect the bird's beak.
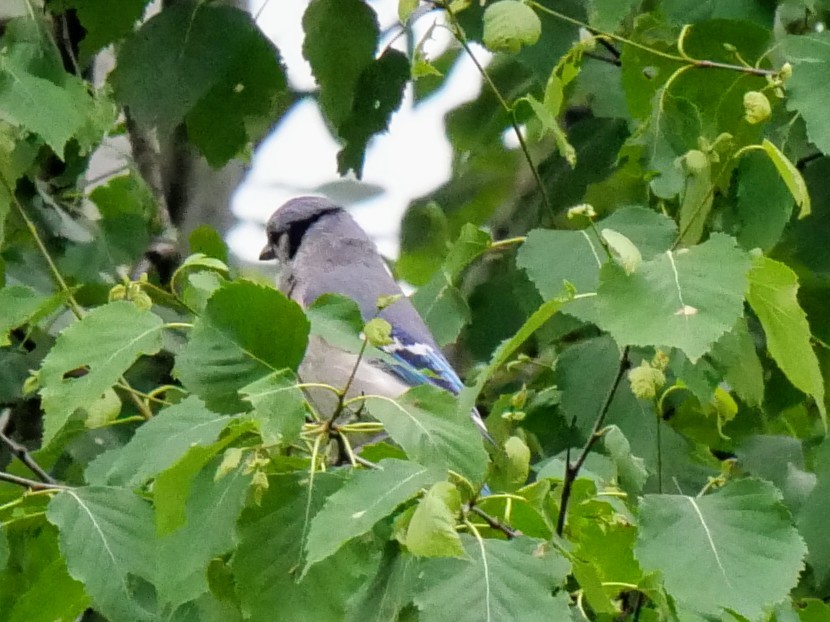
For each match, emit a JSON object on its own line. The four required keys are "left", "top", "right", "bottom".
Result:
{"left": 259, "top": 244, "right": 276, "bottom": 261}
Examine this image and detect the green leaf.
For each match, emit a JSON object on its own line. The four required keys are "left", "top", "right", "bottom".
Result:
{"left": 798, "top": 439, "right": 830, "bottom": 584}
{"left": 587, "top": 0, "right": 640, "bottom": 31}
{"left": 302, "top": 0, "right": 379, "bottom": 129}
{"left": 305, "top": 459, "right": 443, "bottom": 568}
{"left": 636, "top": 479, "right": 806, "bottom": 619}
{"left": 746, "top": 256, "right": 826, "bottom": 424}
{"left": 603, "top": 425, "right": 647, "bottom": 494}
{"left": 412, "top": 536, "right": 571, "bottom": 622}
{"left": 185, "top": 18, "right": 289, "bottom": 167}
{"left": 156, "top": 458, "right": 252, "bottom": 608}
{"left": 412, "top": 274, "right": 471, "bottom": 347}
{"left": 0, "top": 285, "right": 54, "bottom": 346}
{"left": 59, "top": 0, "right": 150, "bottom": 61}
{"left": 518, "top": 206, "right": 677, "bottom": 301}
{"left": 396, "top": 201, "right": 451, "bottom": 286}
{"left": 482, "top": 1, "right": 542, "bottom": 54}
{"left": 234, "top": 474, "right": 378, "bottom": 622}
{"left": 153, "top": 422, "right": 252, "bottom": 536}
{"left": 517, "top": 228, "right": 603, "bottom": 299}
{"left": 174, "top": 280, "right": 309, "bottom": 412}
{"left": 345, "top": 546, "right": 416, "bottom": 621}
{"left": 337, "top": 49, "right": 410, "bottom": 177}
{"left": 85, "top": 396, "right": 232, "bottom": 487}
{"left": 735, "top": 150, "right": 795, "bottom": 252}
{"left": 709, "top": 320, "right": 764, "bottom": 407}
{"left": 7, "top": 555, "right": 90, "bottom": 622}
{"left": 364, "top": 385, "right": 488, "bottom": 485}
{"left": 677, "top": 149, "right": 714, "bottom": 245}
{"left": 114, "top": 1, "right": 287, "bottom": 154}
{"left": 641, "top": 91, "right": 702, "bottom": 199}
{"left": 47, "top": 487, "right": 156, "bottom": 622}
{"left": 0, "top": 58, "right": 88, "bottom": 156}
{"left": 404, "top": 481, "right": 464, "bottom": 558}
{"left": 782, "top": 33, "right": 830, "bottom": 157}
{"left": 601, "top": 228, "right": 642, "bottom": 275}
{"left": 240, "top": 369, "right": 307, "bottom": 446}
{"left": 662, "top": 0, "right": 775, "bottom": 26}
{"left": 735, "top": 436, "right": 813, "bottom": 515}
{"left": 38, "top": 301, "right": 165, "bottom": 446}
{"left": 758, "top": 139, "right": 810, "bottom": 219}
{"left": 188, "top": 225, "right": 229, "bottom": 263}
{"left": 591, "top": 233, "right": 752, "bottom": 362}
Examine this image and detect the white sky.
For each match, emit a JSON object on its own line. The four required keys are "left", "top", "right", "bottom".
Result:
{"left": 229, "top": 0, "right": 488, "bottom": 260}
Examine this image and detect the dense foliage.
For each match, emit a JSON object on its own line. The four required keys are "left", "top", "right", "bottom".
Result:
{"left": 1, "top": 0, "right": 830, "bottom": 620}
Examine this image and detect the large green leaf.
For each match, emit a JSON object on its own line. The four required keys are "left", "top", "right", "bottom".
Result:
{"left": 364, "top": 385, "right": 488, "bottom": 485}
{"left": 590, "top": 233, "right": 751, "bottom": 362}
{"left": 746, "top": 256, "right": 826, "bottom": 423}
{"left": 113, "top": 1, "right": 287, "bottom": 163}
{"left": 174, "top": 281, "right": 309, "bottom": 412}
{"left": 636, "top": 479, "right": 806, "bottom": 619}
{"left": 305, "top": 459, "right": 443, "bottom": 568}
{"left": 302, "top": 0, "right": 378, "bottom": 129}
{"left": 38, "top": 301, "right": 165, "bottom": 446}
{"left": 156, "top": 459, "right": 252, "bottom": 608}
{"left": 46, "top": 487, "right": 156, "bottom": 622}
{"left": 85, "top": 396, "right": 232, "bottom": 487}
{"left": 518, "top": 206, "right": 677, "bottom": 301}
{"left": 233, "top": 474, "right": 378, "bottom": 622}
{"left": 412, "top": 536, "right": 571, "bottom": 622}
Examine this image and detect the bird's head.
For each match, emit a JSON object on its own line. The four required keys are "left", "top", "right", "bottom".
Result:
{"left": 259, "top": 196, "right": 343, "bottom": 263}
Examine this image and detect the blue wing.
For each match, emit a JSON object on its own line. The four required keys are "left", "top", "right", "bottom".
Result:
{"left": 377, "top": 326, "right": 492, "bottom": 441}
{"left": 379, "top": 326, "right": 464, "bottom": 394}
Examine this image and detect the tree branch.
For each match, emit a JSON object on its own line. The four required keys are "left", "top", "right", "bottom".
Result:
{"left": 556, "top": 346, "right": 630, "bottom": 536}
{"left": 469, "top": 504, "right": 522, "bottom": 539}
{"left": 0, "top": 409, "right": 57, "bottom": 485}
{"left": 0, "top": 471, "right": 68, "bottom": 491}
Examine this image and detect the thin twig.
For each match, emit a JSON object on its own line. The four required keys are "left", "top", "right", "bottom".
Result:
{"left": 0, "top": 471, "right": 68, "bottom": 491}
{"left": 469, "top": 504, "right": 521, "bottom": 539}
{"left": 441, "top": 5, "right": 553, "bottom": 219}
{"left": 0, "top": 409, "right": 57, "bottom": 484}
{"left": 528, "top": 1, "right": 778, "bottom": 78}
{"left": 556, "top": 346, "right": 630, "bottom": 536}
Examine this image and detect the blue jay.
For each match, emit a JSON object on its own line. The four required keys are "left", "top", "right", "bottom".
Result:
{"left": 259, "top": 196, "right": 489, "bottom": 438}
